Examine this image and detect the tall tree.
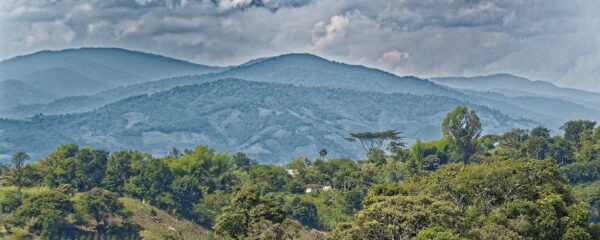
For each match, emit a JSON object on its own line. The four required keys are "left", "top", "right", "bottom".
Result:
{"left": 11, "top": 151, "right": 30, "bottom": 199}
{"left": 561, "top": 120, "right": 596, "bottom": 143}
{"left": 442, "top": 106, "right": 482, "bottom": 163}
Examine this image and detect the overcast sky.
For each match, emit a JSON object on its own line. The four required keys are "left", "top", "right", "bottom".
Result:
{"left": 1, "top": 0, "right": 599, "bottom": 91}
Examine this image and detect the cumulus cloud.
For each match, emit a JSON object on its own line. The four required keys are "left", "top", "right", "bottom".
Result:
{"left": 311, "top": 13, "right": 350, "bottom": 49}
{"left": 0, "top": 0, "right": 598, "bottom": 91}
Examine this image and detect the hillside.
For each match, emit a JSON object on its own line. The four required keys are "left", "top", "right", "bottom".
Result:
{"left": 0, "top": 80, "right": 58, "bottom": 109}
{"left": 5, "top": 53, "right": 597, "bottom": 130}
{"left": 2, "top": 51, "right": 599, "bottom": 163}
{"left": 0, "top": 48, "right": 224, "bottom": 110}
{"left": 431, "top": 74, "right": 600, "bottom": 109}
{"left": 0, "top": 78, "right": 533, "bottom": 163}
{"left": 3, "top": 53, "right": 460, "bottom": 118}
{"left": 0, "top": 186, "right": 208, "bottom": 239}
{"left": 120, "top": 197, "right": 209, "bottom": 240}
{"left": 2, "top": 120, "right": 599, "bottom": 239}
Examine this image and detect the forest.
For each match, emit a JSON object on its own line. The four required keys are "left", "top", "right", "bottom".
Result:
{"left": 1, "top": 106, "right": 600, "bottom": 240}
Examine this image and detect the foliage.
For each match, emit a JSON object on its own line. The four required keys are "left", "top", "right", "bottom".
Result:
{"left": 561, "top": 120, "right": 596, "bottom": 143}
{"left": 347, "top": 130, "right": 404, "bottom": 154}
{"left": 213, "top": 186, "right": 296, "bottom": 239}
{"left": 2, "top": 110, "right": 600, "bottom": 239}
{"left": 74, "top": 188, "right": 125, "bottom": 229}
{"left": 12, "top": 190, "right": 73, "bottom": 236}
{"left": 330, "top": 158, "right": 594, "bottom": 239}
{"left": 442, "top": 106, "right": 482, "bottom": 163}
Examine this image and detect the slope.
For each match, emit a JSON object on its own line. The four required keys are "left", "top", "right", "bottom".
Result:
{"left": 0, "top": 80, "right": 58, "bottom": 109}
{"left": 0, "top": 78, "right": 534, "bottom": 163}
{"left": 120, "top": 197, "right": 209, "bottom": 240}
{"left": 0, "top": 48, "right": 225, "bottom": 110}
{"left": 5, "top": 53, "right": 572, "bottom": 132}
{"left": 431, "top": 74, "right": 600, "bottom": 107}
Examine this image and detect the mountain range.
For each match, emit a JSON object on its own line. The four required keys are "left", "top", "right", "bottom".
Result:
{"left": 0, "top": 48, "right": 224, "bottom": 110}
{"left": 1, "top": 48, "right": 599, "bottom": 163}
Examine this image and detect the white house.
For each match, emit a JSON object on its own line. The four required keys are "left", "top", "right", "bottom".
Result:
{"left": 304, "top": 184, "right": 333, "bottom": 193}
{"left": 304, "top": 184, "right": 323, "bottom": 193}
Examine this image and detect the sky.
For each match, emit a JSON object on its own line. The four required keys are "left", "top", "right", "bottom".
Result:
{"left": 0, "top": 0, "right": 599, "bottom": 91}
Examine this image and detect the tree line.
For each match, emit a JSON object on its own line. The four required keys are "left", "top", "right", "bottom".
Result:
{"left": 1, "top": 106, "right": 600, "bottom": 239}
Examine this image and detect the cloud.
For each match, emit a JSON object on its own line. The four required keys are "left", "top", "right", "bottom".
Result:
{"left": 0, "top": 0, "right": 598, "bottom": 91}
{"left": 24, "top": 20, "right": 76, "bottom": 46}
{"left": 311, "top": 13, "right": 350, "bottom": 49}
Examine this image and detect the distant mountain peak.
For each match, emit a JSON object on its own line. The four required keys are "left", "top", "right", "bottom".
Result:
{"left": 244, "top": 52, "right": 332, "bottom": 66}
{"left": 486, "top": 73, "right": 521, "bottom": 78}
{"left": 2, "top": 47, "right": 209, "bottom": 67}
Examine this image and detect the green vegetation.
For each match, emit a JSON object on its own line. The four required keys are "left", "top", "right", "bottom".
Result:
{"left": 1, "top": 106, "right": 600, "bottom": 239}
{"left": 120, "top": 197, "right": 208, "bottom": 240}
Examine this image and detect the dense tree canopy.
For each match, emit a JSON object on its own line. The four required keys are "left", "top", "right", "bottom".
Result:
{"left": 331, "top": 158, "right": 593, "bottom": 239}
{"left": 1, "top": 107, "right": 600, "bottom": 239}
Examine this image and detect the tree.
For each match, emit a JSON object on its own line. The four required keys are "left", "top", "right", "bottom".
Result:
{"left": 74, "top": 188, "right": 124, "bottom": 230}
{"left": 549, "top": 136, "right": 576, "bottom": 165}
{"left": 171, "top": 175, "right": 202, "bottom": 217}
{"left": 328, "top": 195, "right": 461, "bottom": 239}
{"left": 13, "top": 191, "right": 73, "bottom": 236}
{"left": 561, "top": 120, "right": 597, "bottom": 142}
{"left": 11, "top": 151, "right": 30, "bottom": 200}
{"left": 442, "top": 106, "right": 482, "bottom": 163}
{"left": 39, "top": 151, "right": 67, "bottom": 188}
{"left": 193, "top": 190, "right": 230, "bottom": 226}
{"left": 287, "top": 197, "right": 318, "bottom": 228}
{"left": 593, "top": 125, "right": 600, "bottom": 144}
{"left": 332, "top": 158, "right": 594, "bottom": 239}
{"left": 70, "top": 147, "right": 109, "bottom": 191}
{"left": 124, "top": 157, "right": 172, "bottom": 205}
{"left": 524, "top": 137, "right": 549, "bottom": 160}
{"left": 248, "top": 165, "right": 291, "bottom": 193}
{"left": 413, "top": 227, "right": 465, "bottom": 240}
{"left": 168, "top": 147, "right": 182, "bottom": 159}
{"left": 346, "top": 130, "right": 404, "bottom": 154}
{"left": 366, "top": 148, "right": 386, "bottom": 165}
{"left": 213, "top": 187, "right": 290, "bottom": 239}
{"left": 319, "top": 148, "right": 328, "bottom": 160}
{"left": 233, "top": 152, "right": 254, "bottom": 169}
{"left": 497, "top": 128, "right": 529, "bottom": 159}
{"left": 103, "top": 151, "right": 146, "bottom": 192}
{"left": 287, "top": 157, "right": 311, "bottom": 176}
{"left": 531, "top": 126, "right": 551, "bottom": 138}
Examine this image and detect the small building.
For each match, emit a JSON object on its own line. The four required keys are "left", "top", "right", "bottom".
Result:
{"left": 304, "top": 184, "right": 332, "bottom": 193}
{"left": 304, "top": 184, "right": 324, "bottom": 193}
{"left": 287, "top": 169, "right": 299, "bottom": 176}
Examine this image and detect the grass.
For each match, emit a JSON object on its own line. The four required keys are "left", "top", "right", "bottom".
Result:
{"left": 120, "top": 197, "right": 209, "bottom": 240}
{"left": 1, "top": 187, "right": 209, "bottom": 239}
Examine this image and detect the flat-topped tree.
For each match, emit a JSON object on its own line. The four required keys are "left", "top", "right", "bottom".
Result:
{"left": 346, "top": 130, "right": 404, "bottom": 154}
